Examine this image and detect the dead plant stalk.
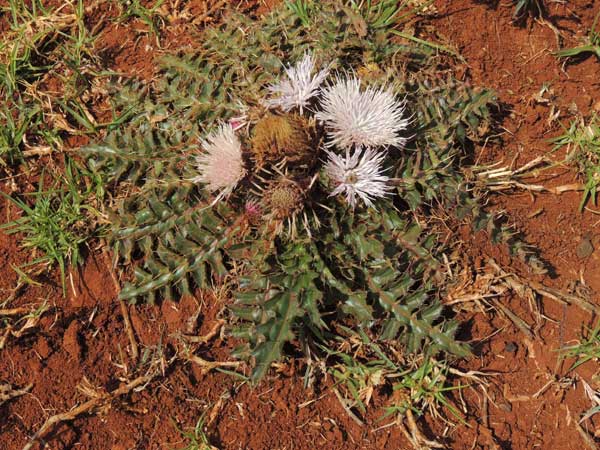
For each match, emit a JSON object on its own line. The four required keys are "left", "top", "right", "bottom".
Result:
{"left": 22, "top": 370, "right": 160, "bottom": 450}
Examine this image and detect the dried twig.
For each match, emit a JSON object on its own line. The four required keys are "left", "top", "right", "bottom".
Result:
{"left": 102, "top": 250, "right": 139, "bottom": 361}
{"left": 22, "top": 367, "right": 162, "bottom": 450}
{"left": 181, "top": 319, "right": 225, "bottom": 344}
{"left": 488, "top": 260, "right": 600, "bottom": 315}
{"left": 0, "top": 303, "right": 50, "bottom": 350}
{"left": 494, "top": 302, "right": 534, "bottom": 339}
{"left": 188, "top": 355, "right": 242, "bottom": 375}
{"left": 0, "top": 383, "right": 33, "bottom": 406}
{"left": 206, "top": 392, "right": 230, "bottom": 428}
{"left": 182, "top": 318, "right": 242, "bottom": 376}
{"left": 580, "top": 380, "right": 600, "bottom": 424}
{"left": 333, "top": 387, "right": 364, "bottom": 426}
{"left": 447, "top": 259, "right": 600, "bottom": 324}
{"left": 0, "top": 307, "right": 31, "bottom": 316}
{"left": 575, "top": 423, "right": 598, "bottom": 450}
{"left": 191, "top": 0, "right": 228, "bottom": 25}
{"left": 118, "top": 299, "right": 139, "bottom": 361}
{"left": 0, "top": 326, "right": 13, "bottom": 350}
{"left": 472, "top": 157, "right": 583, "bottom": 194}
{"left": 22, "top": 146, "right": 53, "bottom": 157}
{"left": 397, "top": 409, "right": 445, "bottom": 450}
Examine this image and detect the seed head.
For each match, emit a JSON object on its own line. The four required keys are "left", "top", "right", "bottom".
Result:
{"left": 193, "top": 124, "right": 246, "bottom": 197}
{"left": 316, "top": 76, "right": 409, "bottom": 150}
{"left": 324, "top": 147, "right": 392, "bottom": 208}
{"left": 264, "top": 52, "right": 330, "bottom": 113}
{"left": 251, "top": 113, "right": 312, "bottom": 164}
{"left": 263, "top": 177, "right": 305, "bottom": 220}
{"left": 259, "top": 177, "right": 310, "bottom": 238}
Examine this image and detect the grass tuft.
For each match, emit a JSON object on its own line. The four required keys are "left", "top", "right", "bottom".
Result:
{"left": 512, "top": 0, "right": 545, "bottom": 21}
{"left": 116, "top": 0, "right": 166, "bottom": 38}
{"left": 561, "top": 321, "right": 600, "bottom": 372}
{"left": 0, "top": 0, "right": 110, "bottom": 295}
{"left": 0, "top": 159, "right": 105, "bottom": 294}
{"left": 555, "top": 12, "right": 600, "bottom": 61}
{"left": 172, "top": 412, "right": 218, "bottom": 450}
{"left": 551, "top": 114, "right": 600, "bottom": 210}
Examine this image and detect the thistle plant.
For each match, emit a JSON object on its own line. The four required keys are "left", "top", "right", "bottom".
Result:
{"left": 84, "top": 1, "right": 510, "bottom": 390}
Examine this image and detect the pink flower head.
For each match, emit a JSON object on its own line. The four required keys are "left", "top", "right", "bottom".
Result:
{"left": 194, "top": 124, "right": 246, "bottom": 198}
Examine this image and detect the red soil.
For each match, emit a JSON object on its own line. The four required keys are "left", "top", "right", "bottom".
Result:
{"left": 2, "top": 1, "right": 600, "bottom": 449}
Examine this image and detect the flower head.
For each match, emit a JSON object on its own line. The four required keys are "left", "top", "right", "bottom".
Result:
{"left": 264, "top": 52, "right": 330, "bottom": 113}
{"left": 243, "top": 199, "right": 263, "bottom": 226}
{"left": 316, "top": 76, "right": 409, "bottom": 150}
{"left": 263, "top": 177, "right": 305, "bottom": 220}
{"left": 250, "top": 113, "right": 312, "bottom": 164}
{"left": 194, "top": 124, "right": 246, "bottom": 197}
{"left": 324, "top": 147, "right": 392, "bottom": 208}
{"left": 245, "top": 200, "right": 262, "bottom": 217}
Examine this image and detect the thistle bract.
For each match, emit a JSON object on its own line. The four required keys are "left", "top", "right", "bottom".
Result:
{"left": 250, "top": 113, "right": 313, "bottom": 165}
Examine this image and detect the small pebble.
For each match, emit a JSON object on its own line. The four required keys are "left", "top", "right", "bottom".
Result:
{"left": 576, "top": 237, "right": 594, "bottom": 259}
{"left": 505, "top": 341, "right": 518, "bottom": 353}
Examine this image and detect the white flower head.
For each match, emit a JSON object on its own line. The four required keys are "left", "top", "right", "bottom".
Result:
{"left": 194, "top": 124, "right": 246, "bottom": 197}
{"left": 264, "top": 52, "right": 330, "bottom": 113}
{"left": 316, "top": 76, "right": 409, "bottom": 150}
{"left": 324, "top": 147, "right": 392, "bottom": 208}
